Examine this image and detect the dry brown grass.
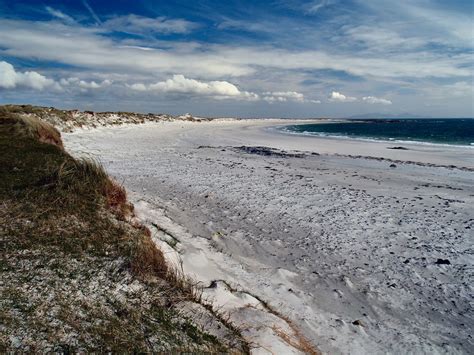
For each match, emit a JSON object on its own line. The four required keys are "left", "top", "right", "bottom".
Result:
{"left": 26, "top": 117, "right": 63, "bottom": 148}
{"left": 130, "top": 231, "right": 168, "bottom": 279}
{"left": 165, "top": 263, "right": 204, "bottom": 302}
{"left": 10, "top": 114, "right": 63, "bottom": 148}
{"left": 272, "top": 325, "right": 320, "bottom": 355}
{"left": 103, "top": 179, "right": 134, "bottom": 220}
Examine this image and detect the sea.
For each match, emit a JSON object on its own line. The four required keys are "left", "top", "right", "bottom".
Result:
{"left": 280, "top": 118, "right": 474, "bottom": 146}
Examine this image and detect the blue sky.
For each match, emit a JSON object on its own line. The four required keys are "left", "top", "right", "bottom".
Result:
{"left": 0, "top": 0, "right": 472, "bottom": 117}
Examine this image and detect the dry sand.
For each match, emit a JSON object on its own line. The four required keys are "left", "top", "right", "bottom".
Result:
{"left": 65, "top": 119, "right": 474, "bottom": 354}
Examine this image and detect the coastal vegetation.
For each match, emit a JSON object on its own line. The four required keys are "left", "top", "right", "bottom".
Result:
{"left": 0, "top": 109, "right": 243, "bottom": 352}
{"left": 0, "top": 104, "right": 202, "bottom": 132}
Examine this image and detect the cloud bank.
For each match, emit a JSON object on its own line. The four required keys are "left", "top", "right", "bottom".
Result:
{"left": 129, "top": 74, "right": 259, "bottom": 100}
{"left": 0, "top": 61, "right": 60, "bottom": 91}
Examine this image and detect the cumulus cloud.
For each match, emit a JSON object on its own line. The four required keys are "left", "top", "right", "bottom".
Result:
{"left": 0, "top": 61, "right": 115, "bottom": 93}
{"left": 362, "top": 96, "right": 392, "bottom": 105}
{"left": 60, "top": 77, "right": 112, "bottom": 90}
{"left": 329, "top": 91, "right": 357, "bottom": 102}
{"left": 263, "top": 91, "right": 304, "bottom": 102}
{"left": 129, "top": 83, "right": 147, "bottom": 91}
{"left": 0, "top": 61, "right": 61, "bottom": 91}
{"left": 104, "top": 14, "right": 199, "bottom": 35}
{"left": 130, "top": 75, "right": 259, "bottom": 100}
{"left": 129, "top": 78, "right": 319, "bottom": 103}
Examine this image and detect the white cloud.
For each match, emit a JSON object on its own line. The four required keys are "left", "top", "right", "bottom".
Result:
{"left": 362, "top": 96, "right": 392, "bottom": 105}
{"left": 129, "top": 83, "right": 147, "bottom": 91}
{"left": 60, "top": 77, "right": 112, "bottom": 90}
{"left": 128, "top": 76, "right": 320, "bottom": 103}
{"left": 0, "top": 19, "right": 470, "bottom": 82}
{"left": 262, "top": 91, "right": 319, "bottom": 103}
{"left": 45, "top": 6, "right": 75, "bottom": 24}
{"left": 0, "top": 61, "right": 116, "bottom": 93}
{"left": 0, "top": 19, "right": 251, "bottom": 78}
{"left": 329, "top": 91, "right": 357, "bottom": 102}
{"left": 0, "top": 14, "right": 471, "bottom": 116}
{"left": 104, "top": 14, "right": 199, "bottom": 35}
{"left": 397, "top": 2, "right": 473, "bottom": 45}
{"left": 264, "top": 91, "right": 304, "bottom": 101}
{"left": 131, "top": 74, "right": 259, "bottom": 100}
{"left": 344, "top": 26, "right": 426, "bottom": 51}
{"left": 0, "top": 61, "right": 61, "bottom": 91}
{"left": 358, "top": 1, "right": 473, "bottom": 48}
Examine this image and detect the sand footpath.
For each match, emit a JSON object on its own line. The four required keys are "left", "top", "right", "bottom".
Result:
{"left": 65, "top": 120, "right": 473, "bottom": 354}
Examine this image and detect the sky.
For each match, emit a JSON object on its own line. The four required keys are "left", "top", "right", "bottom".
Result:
{"left": 0, "top": 0, "right": 473, "bottom": 117}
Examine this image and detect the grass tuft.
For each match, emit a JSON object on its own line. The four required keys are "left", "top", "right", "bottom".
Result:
{"left": 130, "top": 232, "right": 168, "bottom": 279}
{"left": 103, "top": 178, "right": 134, "bottom": 220}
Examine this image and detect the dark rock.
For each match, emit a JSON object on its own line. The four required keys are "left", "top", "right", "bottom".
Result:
{"left": 352, "top": 320, "right": 364, "bottom": 326}
{"left": 235, "top": 146, "right": 305, "bottom": 158}
{"left": 435, "top": 258, "right": 451, "bottom": 265}
{"left": 389, "top": 164, "right": 397, "bottom": 168}
{"left": 388, "top": 146, "right": 409, "bottom": 150}
{"left": 208, "top": 280, "right": 218, "bottom": 288}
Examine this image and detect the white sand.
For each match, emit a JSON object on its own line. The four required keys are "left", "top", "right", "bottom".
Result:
{"left": 65, "top": 119, "right": 474, "bottom": 354}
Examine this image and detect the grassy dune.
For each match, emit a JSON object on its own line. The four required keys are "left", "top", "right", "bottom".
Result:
{"left": 0, "top": 104, "right": 183, "bottom": 132}
{"left": 0, "top": 111, "right": 243, "bottom": 352}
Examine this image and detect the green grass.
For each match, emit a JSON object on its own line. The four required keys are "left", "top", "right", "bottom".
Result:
{"left": 0, "top": 112, "right": 236, "bottom": 352}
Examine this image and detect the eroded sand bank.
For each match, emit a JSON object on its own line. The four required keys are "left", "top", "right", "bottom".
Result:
{"left": 65, "top": 120, "right": 474, "bottom": 354}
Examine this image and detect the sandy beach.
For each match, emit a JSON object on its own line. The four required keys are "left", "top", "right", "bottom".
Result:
{"left": 65, "top": 119, "right": 474, "bottom": 354}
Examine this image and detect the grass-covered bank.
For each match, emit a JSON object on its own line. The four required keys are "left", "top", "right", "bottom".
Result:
{"left": 0, "top": 104, "right": 203, "bottom": 133}
{"left": 0, "top": 111, "right": 244, "bottom": 352}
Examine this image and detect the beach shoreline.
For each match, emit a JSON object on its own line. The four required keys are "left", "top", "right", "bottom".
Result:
{"left": 64, "top": 119, "right": 474, "bottom": 354}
